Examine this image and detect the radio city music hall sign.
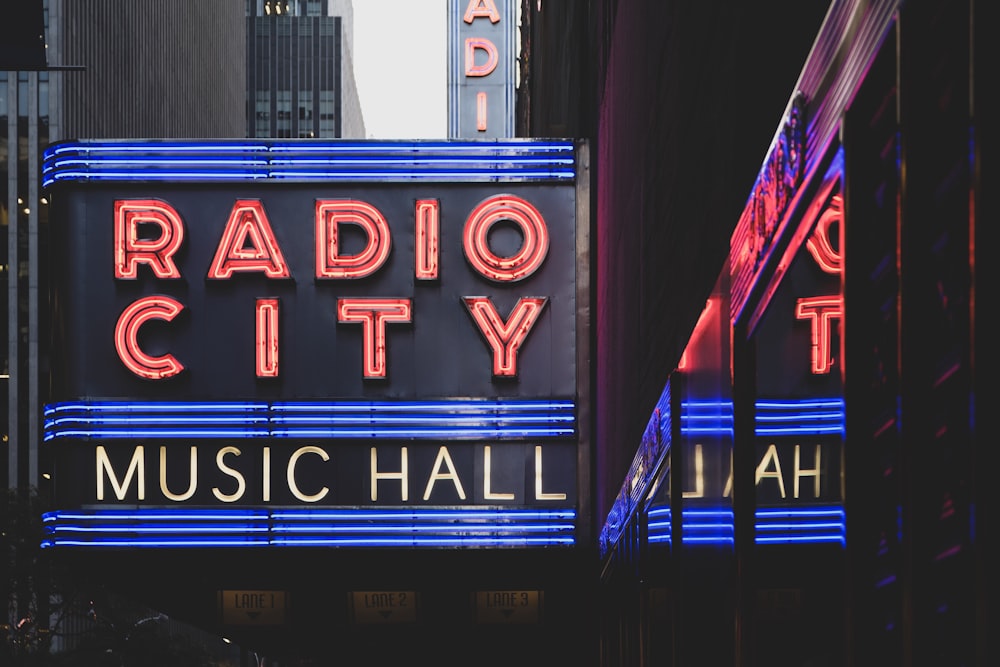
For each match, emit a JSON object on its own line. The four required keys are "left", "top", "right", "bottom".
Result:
{"left": 44, "top": 140, "right": 584, "bottom": 512}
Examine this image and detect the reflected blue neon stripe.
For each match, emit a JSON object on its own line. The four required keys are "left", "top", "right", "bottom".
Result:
{"left": 644, "top": 506, "right": 845, "bottom": 546}
{"left": 602, "top": 396, "right": 846, "bottom": 556}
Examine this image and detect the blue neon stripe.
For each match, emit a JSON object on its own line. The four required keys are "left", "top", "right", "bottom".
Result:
{"left": 42, "top": 399, "right": 577, "bottom": 441}
{"left": 41, "top": 139, "right": 578, "bottom": 187}
{"left": 39, "top": 507, "right": 577, "bottom": 549}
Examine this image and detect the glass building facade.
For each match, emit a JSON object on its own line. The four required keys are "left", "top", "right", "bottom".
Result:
{"left": 247, "top": 0, "right": 365, "bottom": 138}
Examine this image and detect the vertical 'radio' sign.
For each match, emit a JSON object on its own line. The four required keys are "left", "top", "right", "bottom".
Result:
{"left": 448, "top": 0, "right": 514, "bottom": 138}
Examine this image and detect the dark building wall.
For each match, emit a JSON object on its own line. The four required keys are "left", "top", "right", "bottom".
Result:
{"left": 523, "top": 0, "right": 830, "bottom": 527}
{"left": 55, "top": 0, "right": 246, "bottom": 138}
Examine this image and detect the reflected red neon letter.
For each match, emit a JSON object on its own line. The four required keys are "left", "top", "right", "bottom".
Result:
{"left": 256, "top": 298, "right": 280, "bottom": 378}
{"left": 464, "top": 296, "right": 548, "bottom": 377}
{"left": 415, "top": 199, "right": 440, "bottom": 280}
{"left": 207, "top": 200, "right": 291, "bottom": 279}
{"left": 316, "top": 200, "right": 392, "bottom": 279}
{"left": 465, "top": 38, "right": 498, "bottom": 77}
{"left": 114, "top": 296, "right": 185, "bottom": 379}
{"left": 805, "top": 194, "right": 842, "bottom": 274}
{"left": 114, "top": 199, "right": 185, "bottom": 279}
{"left": 463, "top": 195, "right": 549, "bottom": 282}
{"left": 795, "top": 295, "right": 842, "bottom": 374}
{"left": 337, "top": 298, "right": 412, "bottom": 378}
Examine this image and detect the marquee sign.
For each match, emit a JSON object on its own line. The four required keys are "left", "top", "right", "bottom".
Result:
{"left": 448, "top": 0, "right": 515, "bottom": 138}
{"left": 41, "top": 139, "right": 587, "bottom": 549}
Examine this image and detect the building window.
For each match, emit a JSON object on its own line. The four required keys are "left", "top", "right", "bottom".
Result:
{"left": 255, "top": 91, "right": 271, "bottom": 136}
{"left": 276, "top": 90, "right": 292, "bottom": 135}
{"left": 319, "top": 90, "right": 335, "bottom": 137}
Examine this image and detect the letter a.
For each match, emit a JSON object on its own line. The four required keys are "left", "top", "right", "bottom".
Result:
{"left": 464, "top": 0, "right": 501, "bottom": 23}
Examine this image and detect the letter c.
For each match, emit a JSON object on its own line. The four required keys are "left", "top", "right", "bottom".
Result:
{"left": 114, "top": 295, "right": 185, "bottom": 379}
{"left": 288, "top": 446, "right": 330, "bottom": 502}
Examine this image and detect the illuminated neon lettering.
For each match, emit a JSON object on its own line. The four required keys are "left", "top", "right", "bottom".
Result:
{"left": 255, "top": 298, "right": 280, "bottom": 378}
{"left": 483, "top": 445, "right": 514, "bottom": 500}
{"left": 805, "top": 195, "right": 842, "bottom": 274}
{"left": 464, "top": 296, "right": 547, "bottom": 377}
{"left": 476, "top": 91, "right": 488, "bottom": 131}
{"left": 207, "top": 199, "right": 291, "bottom": 279}
{"left": 315, "top": 199, "right": 392, "bottom": 279}
{"left": 535, "top": 446, "right": 566, "bottom": 500}
{"left": 463, "top": 194, "right": 549, "bottom": 282}
{"left": 96, "top": 445, "right": 145, "bottom": 501}
{"left": 464, "top": 37, "right": 498, "bottom": 77}
{"left": 212, "top": 446, "right": 246, "bottom": 502}
{"left": 795, "top": 295, "right": 842, "bottom": 374}
{"left": 337, "top": 298, "right": 412, "bottom": 378}
{"left": 114, "top": 199, "right": 185, "bottom": 279}
{"left": 114, "top": 296, "right": 185, "bottom": 379}
{"left": 682, "top": 443, "right": 705, "bottom": 498}
{"left": 287, "top": 446, "right": 330, "bottom": 502}
{"left": 415, "top": 199, "right": 440, "bottom": 280}
{"left": 263, "top": 446, "right": 271, "bottom": 502}
{"left": 463, "top": 0, "right": 501, "bottom": 23}
{"left": 756, "top": 444, "right": 786, "bottom": 498}
{"left": 160, "top": 446, "right": 197, "bottom": 501}
{"left": 422, "top": 446, "right": 467, "bottom": 501}
{"left": 793, "top": 444, "right": 822, "bottom": 498}
{"left": 371, "top": 447, "right": 408, "bottom": 501}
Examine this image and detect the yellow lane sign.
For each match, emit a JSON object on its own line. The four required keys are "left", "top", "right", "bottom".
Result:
{"left": 350, "top": 591, "right": 418, "bottom": 624}
{"left": 219, "top": 590, "right": 288, "bottom": 626}
{"left": 474, "top": 590, "right": 542, "bottom": 624}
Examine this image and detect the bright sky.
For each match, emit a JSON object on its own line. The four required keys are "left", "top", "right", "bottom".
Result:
{"left": 352, "top": 1, "right": 448, "bottom": 139}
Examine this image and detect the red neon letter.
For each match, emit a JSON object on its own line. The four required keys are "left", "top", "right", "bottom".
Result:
{"left": 805, "top": 194, "right": 842, "bottom": 274}
{"left": 114, "top": 199, "right": 185, "bottom": 279}
{"left": 465, "top": 38, "right": 498, "bottom": 77}
{"left": 316, "top": 200, "right": 392, "bottom": 279}
{"left": 476, "top": 91, "right": 488, "bottom": 131}
{"left": 463, "top": 195, "right": 549, "bottom": 282}
{"left": 256, "top": 298, "right": 280, "bottom": 378}
{"left": 464, "top": 297, "right": 548, "bottom": 377}
{"left": 795, "top": 295, "right": 842, "bottom": 374}
{"left": 207, "top": 200, "right": 291, "bottom": 279}
{"left": 114, "top": 296, "right": 185, "bottom": 379}
{"left": 463, "top": 0, "right": 500, "bottom": 23}
{"left": 415, "top": 199, "right": 440, "bottom": 280}
{"left": 337, "top": 298, "right": 412, "bottom": 378}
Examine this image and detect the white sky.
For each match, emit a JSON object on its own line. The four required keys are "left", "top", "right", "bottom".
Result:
{"left": 352, "top": 1, "right": 448, "bottom": 139}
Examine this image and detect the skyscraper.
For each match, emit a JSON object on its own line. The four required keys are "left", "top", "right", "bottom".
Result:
{"left": 3, "top": 0, "right": 245, "bottom": 496}
{"left": 247, "top": 0, "right": 365, "bottom": 138}
{"left": 3, "top": 3, "right": 245, "bottom": 656}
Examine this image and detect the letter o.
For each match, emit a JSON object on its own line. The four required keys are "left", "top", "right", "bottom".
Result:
{"left": 463, "top": 195, "right": 549, "bottom": 282}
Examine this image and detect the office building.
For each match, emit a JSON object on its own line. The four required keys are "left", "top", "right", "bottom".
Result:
{"left": 247, "top": 0, "right": 365, "bottom": 138}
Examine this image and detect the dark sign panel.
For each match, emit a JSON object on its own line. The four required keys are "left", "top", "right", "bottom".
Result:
{"left": 42, "top": 139, "right": 586, "bottom": 549}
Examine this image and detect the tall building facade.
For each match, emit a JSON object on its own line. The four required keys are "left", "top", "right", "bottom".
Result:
{"left": 3, "top": 0, "right": 245, "bottom": 495}
{"left": 247, "top": 0, "right": 365, "bottom": 138}
{"left": 2, "top": 0, "right": 245, "bottom": 658}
